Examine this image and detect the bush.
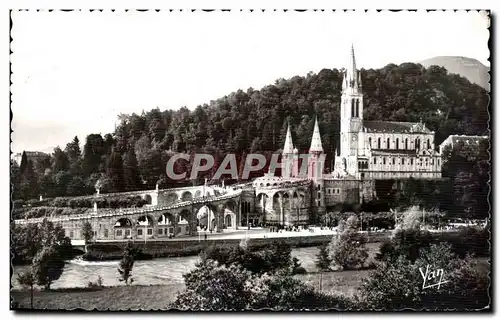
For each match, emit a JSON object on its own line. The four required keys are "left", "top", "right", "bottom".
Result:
{"left": 329, "top": 217, "right": 368, "bottom": 270}
{"left": 202, "top": 240, "right": 303, "bottom": 275}
{"left": 359, "top": 243, "right": 490, "bottom": 310}
{"left": 31, "top": 245, "right": 65, "bottom": 290}
{"left": 376, "top": 226, "right": 490, "bottom": 263}
{"left": 171, "top": 259, "right": 353, "bottom": 311}
{"left": 87, "top": 275, "right": 104, "bottom": 288}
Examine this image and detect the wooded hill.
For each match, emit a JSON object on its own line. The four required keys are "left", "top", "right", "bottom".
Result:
{"left": 12, "top": 63, "right": 490, "bottom": 211}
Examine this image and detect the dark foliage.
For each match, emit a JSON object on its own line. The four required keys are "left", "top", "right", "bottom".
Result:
{"left": 11, "top": 63, "right": 489, "bottom": 202}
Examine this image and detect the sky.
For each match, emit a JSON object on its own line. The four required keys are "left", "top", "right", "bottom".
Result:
{"left": 10, "top": 10, "right": 490, "bottom": 154}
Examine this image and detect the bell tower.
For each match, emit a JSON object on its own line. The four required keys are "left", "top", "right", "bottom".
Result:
{"left": 339, "top": 44, "right": 364, "bottom": 176}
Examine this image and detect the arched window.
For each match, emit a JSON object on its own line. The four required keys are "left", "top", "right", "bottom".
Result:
{"left": 392, "top": 157, "right": 395, "bottom": 165}
{"left": 387, "top": 138, "right": 390, "bottom": 149}
{"left": 373, "top": 157, "right": 377, "bottom": 164}
{"left": 351, "top": 100, "right": 355, "bottom": 117}
{"left": 405, "top": 138, "right": 408, "bottom": 149}
{"left": 415, "top": 138, "right": 421, "bottom": 150}
{"left": 368, "top": 137, "right": 372, "bottom": 148}
{"left": 377, "top": 138, "right": 381, "bottom": 149}
{"left": 396, "top": 138, "right": 399, "bottom": 150}
{"left": 427, "top": 139, "right": 430, "bottom": 149}
{"left": 355, "top": 99, "right": 360, "bottom": 117}
{"left": 383, "top": 157, "right": 386, "bottom": 165}
{"left": 402, "top": 158, "right": 405, "bottom": 165}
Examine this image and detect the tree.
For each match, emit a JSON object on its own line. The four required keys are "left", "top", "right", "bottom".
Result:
{"left": 328, "top": 216, "right": 368, "bottom": 270}
{"left": 65, "top": 136, "right": 82, "bottom": 175}
{"left": 106, "top": 149, "right": 125, "bottom": 192}
{"left": 52, "top": 147, "right": 70, "bottom": 174}
{"left": 315, "top": 243, "right": 332, "bottom": 271}
{"left": 19, "top": 151, "right": 29, "bottom": 174}
{"left": 19, "top": 160, "right": 38, "bottom": 200}
{"left": 118, "top": 241, "right": 134, "bottom": 285}
{"left": 82, "top": 134, "right": 105, "bottom": 178}
{"left": 38, "top": 218, "right": 73, "bottom": 260}
{"left": 172, "top": 259, "right": 253, "bottom": 310}
{"left": 359, "top": 244, "right": 489, "bottom": 310}
{"left": 172, "top": 259, "right": 352, "bottom": 311}
{"left": 123, "top": 148, "right": 141, "bottom": 191}
{"left": 31, "top": 245, "right": 65, "bottom": 290}
{"left": 81, "top": 221, "right": 93, "bottom": 246}
{"left": 17, "top": 270, "right": 36, "bottom": 308}
{"left": 11, "top": 160, "right": 21, "bottom": 200}
{"left": 12, "top": 223, "right": 42, "bottom": 264}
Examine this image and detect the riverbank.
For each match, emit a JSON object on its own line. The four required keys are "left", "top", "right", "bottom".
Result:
{"left": 83, "top": 229, "right": 392, "bottom": 261}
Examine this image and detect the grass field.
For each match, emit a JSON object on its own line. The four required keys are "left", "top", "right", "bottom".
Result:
{"left": 11, "top": 270, "right": 369, "bottom": 310}
{"left": 11, "top": 284, "right": 185, "bottom": 310}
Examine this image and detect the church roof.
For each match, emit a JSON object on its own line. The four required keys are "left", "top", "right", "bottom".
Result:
{"left": 309, "top": 117, "right": 324, "bottom": 153}
{"left": 283, "top": 122, "right": 294, "bottom": 154}
{"left": 363, "top": 121, "right": 431, "bottom": 134}
{"left": 371, "top": 149, "right": 417, "bottom": 156}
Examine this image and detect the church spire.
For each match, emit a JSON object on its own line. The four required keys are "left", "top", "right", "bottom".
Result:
{"left": 309, "top": 116, "right": 324, "bottom": 153}
{"left": 346, "top": 44, "right": 358, "bottom": 89}
{"left": 282, "top": 121, "right": 294, "bottom": 154}
{"left": 349, "top": 43, "right": 356, "bottom": 74}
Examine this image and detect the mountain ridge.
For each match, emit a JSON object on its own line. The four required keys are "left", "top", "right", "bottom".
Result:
{"left": 417, "top": 56, "right": 490, "bottom": 91}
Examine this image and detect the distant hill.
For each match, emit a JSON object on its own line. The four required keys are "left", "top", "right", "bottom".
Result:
{"left": 418, "top": 56, "right": 490, "bottom": 91}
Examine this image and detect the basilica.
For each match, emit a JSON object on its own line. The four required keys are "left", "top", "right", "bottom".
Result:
{"left": 250, "top": 45, "right": 442, "bottom": 224}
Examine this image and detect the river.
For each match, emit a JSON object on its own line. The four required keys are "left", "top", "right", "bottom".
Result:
{"left": 11, "top": 247, "right": 321, "bottom": 290}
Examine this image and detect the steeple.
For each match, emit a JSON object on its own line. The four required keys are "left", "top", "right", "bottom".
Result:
{"left": 349, "top": 43, "right": 356, "bottom": 73}
{"left": 345, "top": 44, "right": 359, "bottom": 89}
{"left": 283, "top": 121, "right": 294, "bottom": 154}
{"left": 309, "top": 116, "right": 324, "bottom": 153}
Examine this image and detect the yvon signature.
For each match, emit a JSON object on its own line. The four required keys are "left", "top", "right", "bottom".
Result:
{"left": 419, "top": 265, "right": 450, "bottom": 290}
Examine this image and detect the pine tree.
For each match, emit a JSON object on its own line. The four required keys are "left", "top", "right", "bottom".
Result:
{"left": 81, "top": 221, "right": 93, "bottom": 246}
{"left": 123, "top": 148, "right": 141, "bottom": 191}
{"left": 118, "top": 241, "right": 134, "bottom": 285}
{"left": 315, "top": 243, "right": 332, "bottom": 271}
{"left": 65, "top": 136, "right": 82, "bottom": 176}
{"left": 106, "top": 149, "right": 125, "bottom": 192}
{"left": 82, "top": 134, "right": 105, "bottom": 178}
{"left": 65, "top": 136, "right": 81, "bottom": 163}
{"left": 19, "top": 151, "right": 28, "bottom": 175}
{"left": 19, "top": 160, "right": 38, "bottom": 200}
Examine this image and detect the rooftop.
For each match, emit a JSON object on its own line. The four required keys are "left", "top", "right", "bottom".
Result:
{"left": 363, "top": 121, "right": 431, "bottom": 134}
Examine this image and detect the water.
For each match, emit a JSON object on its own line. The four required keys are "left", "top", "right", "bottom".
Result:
{"left": 11, "top": 247, "right": 321, "bottom": 290}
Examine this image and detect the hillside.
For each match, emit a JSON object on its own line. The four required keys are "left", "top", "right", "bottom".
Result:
{"left": 12, "top": 62, "right": 490, "bottom": 200}
{"left": 418, "top": 56, "right": 490, "bottom": 91}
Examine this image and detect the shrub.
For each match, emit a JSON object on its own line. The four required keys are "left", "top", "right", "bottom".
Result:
{"left": 172, "top": 260, "right": 353, "bottom": 311}
{"left": 359, "top": 243, "right": 490, "bottom": 310}
{"left": 87, "top": 275, "right": 104, "bottom": 288}
{"left": 172, "top": 259, "right": 253, "bottom": 310}
{"left": 329, "top": 217, "right": 368, "bottom": 270}
{"left": 315, "top": 243, "right": 332, "bottom": 271}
